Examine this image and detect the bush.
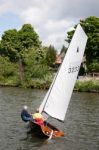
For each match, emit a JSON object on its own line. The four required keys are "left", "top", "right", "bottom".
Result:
{"left": 88, "top": 61, "right": 99, "bottom": 72}
{"left": 21, "top": 73, "right": 54, "bottom": 89}
{"left": 75, "top": 80, "right": 99, "bottom": 92}
{"left": 25, "top": 64, "right": 50, "bottom": 79}
{"left": 0, "top": 56, "right": 17, "bottom": 77}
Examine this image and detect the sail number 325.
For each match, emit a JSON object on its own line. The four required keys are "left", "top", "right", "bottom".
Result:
{"left": 68, "top": 66, "right": 80, "bottom": 73}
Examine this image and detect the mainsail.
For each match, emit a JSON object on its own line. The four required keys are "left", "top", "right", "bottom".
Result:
{"left": 39, "top": 24, "right": 88, "bottom": 121}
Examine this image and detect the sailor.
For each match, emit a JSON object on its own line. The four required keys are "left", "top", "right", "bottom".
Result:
{"left": 32, "top": 109, "right": 44, "bottom": 125}
{"left": 21, "top": 105, "right": 32, "bottom": 122}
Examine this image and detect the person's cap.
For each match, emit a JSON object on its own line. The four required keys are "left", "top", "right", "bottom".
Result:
{"left": 23, "top": 105, "right": 28, "bottom": 110}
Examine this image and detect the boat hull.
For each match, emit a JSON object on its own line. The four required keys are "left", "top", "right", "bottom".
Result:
{"left": 29, "top": 121, "right": 64, "bottom": 138}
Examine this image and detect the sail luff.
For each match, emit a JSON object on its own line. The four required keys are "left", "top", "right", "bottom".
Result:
{"left": 39, "top": 24, "right": 88, "bottom": 121}
{"left": 39, "top": 62, "right": 62, "bottom": 114}
{"left": 39, "top": 74, "right": 57, "bottom": 114}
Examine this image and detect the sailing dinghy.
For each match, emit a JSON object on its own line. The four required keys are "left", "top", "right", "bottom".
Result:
{"left": 21, "top": 24, "right": 88, "bottom": 138}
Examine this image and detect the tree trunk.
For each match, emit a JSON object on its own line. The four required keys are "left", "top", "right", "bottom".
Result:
{"left": 18, "top": 57, "right": 24, "bottom": 82}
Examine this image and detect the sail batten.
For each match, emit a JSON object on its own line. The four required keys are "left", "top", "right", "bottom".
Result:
{"left": 39, "top": 24, "right": 88, "bottom": 121}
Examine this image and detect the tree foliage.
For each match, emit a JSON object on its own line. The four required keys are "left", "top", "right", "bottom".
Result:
{"left": 60, "top": 45, "right": 67, "bottom": 54}
{"left": 46, "top": 45, "right": 57, "bottom": 67}
{"left": 0, "top": 24, "right": 41, "bottom": 62}
{"left": 0, "top": 56, "right": 17, "bottom": 77}
{"left": 18, "top": 24, "right": 41, "bottom": 51}
{"left": 88, "top": 60, "right": 99, "bottom": 72}
{"left": 66, "top": 16, "right": 99, "bottom": 64}
{"left": 0, "top": 24, "right": 42, "bottom": 82}
{"left": 80, "top": 16, "right": 99, "bottom": 64}
{"left": 1, "top": 29, "right": 18, "bottom": 61}
{"left": 23, "top": 48, "right": 49, "bottom": 79}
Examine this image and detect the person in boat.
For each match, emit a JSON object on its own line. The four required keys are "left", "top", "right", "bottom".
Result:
{"left": 32, "top": 109, "right": 44, "bottom": 125}
{"left": 21, "top": 105, "right": 32, "bottom": 122}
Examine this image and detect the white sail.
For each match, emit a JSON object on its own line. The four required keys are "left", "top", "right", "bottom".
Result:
{"left": 39, "top": 24, "right": 88, "bottom": 121}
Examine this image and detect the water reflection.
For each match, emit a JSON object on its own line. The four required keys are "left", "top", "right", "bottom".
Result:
{"left": 0, "top": 87, "right": 99, "bottom": 150}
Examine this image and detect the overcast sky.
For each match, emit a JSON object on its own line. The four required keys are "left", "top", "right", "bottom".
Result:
{"left": 0, "top": 0, "right": 98, "bottom": 51}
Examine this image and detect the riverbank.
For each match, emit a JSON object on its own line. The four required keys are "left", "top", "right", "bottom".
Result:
{"left": 74, "top": 76, "right": 99, "bottom": 93}
{"left": 0, "top": 76, "right": 99, "bottom": 93}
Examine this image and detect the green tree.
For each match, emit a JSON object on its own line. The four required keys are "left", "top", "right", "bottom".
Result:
{"left": 18, "top": 24, "right": 41, "bottom": 50}
{"left": 1, "top": 29, "right": 18, "bottom": 61}
{"left": 0, "top": 24, "right": 41, "bottom": 82}
{"left": 17, "top": 24, "right": 41, "bottom": 81}
{"left": 24, "top": 47, "right": 49, "bottom": 79}
{"left": 0, "top": 56, "right": 17, "bottom": 78}
{"left": 60, "top": 45, "right": 67, "bottom": 54}
{"left": 88, "top": 60, "right": 99, "bottom": 72}
{"left": 46, "top": 45, "right": 57, "bottom": 67}
{"left": 80, "top": 16, "right": 99, "bottom": 64}
{"left": 66, "top": 16, "right": 99, "bottom": 65}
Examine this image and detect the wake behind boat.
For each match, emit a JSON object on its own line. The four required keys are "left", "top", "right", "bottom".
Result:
{"left": 21, "top": 24, "right": 88, "bottom": 138}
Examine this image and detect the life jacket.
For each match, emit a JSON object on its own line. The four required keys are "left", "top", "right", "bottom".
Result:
{"left": 32, "top": 113, "right": 44, "bottom": 125}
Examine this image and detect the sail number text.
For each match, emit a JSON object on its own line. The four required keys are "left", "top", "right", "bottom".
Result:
{"left": 68, "top": 65, "right": 80, "bottom": 73}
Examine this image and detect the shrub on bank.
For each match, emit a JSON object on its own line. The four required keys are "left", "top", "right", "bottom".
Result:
{"left": 88, "top": 61, "right": 99, "bottom": 72}
{"left": 0, "top": 56, "right": 20, "bottom": 86}
{"left": 0, "top": 75, "right": 20, "bottom": 86}
{"left": 75, "top": 80, "right": 99, "bottom": 92}
{"left": 25, "top": 73, "right": 53, "bottom": 89}
{"left": 0, "top": 56, "right": 17, "bottom": 77}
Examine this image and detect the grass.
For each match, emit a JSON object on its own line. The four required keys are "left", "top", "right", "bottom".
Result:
{"left": 75, "top": 79, "right": 99, "bottom": 92}
{"left": 0, "top": 73, "right": 99, "bottom": 93}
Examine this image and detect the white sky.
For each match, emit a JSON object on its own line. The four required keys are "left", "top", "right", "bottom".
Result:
{"left": 0, "top": 0, "right": 98, "bottom": 51}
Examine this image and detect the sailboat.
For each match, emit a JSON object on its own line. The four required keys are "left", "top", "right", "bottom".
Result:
{"left": 21, "top": 24, "right": 88, "bottom": 138}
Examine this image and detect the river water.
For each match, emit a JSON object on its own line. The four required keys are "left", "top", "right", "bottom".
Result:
{"left": 0, "top": 87, "right": 99, "bottom": 150}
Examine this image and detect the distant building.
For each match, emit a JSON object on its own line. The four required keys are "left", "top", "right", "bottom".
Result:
{"left": 55, "top": 53, "right": 88, "bottom": 75}
{"left": 55, "top": 52, "right": 65, "bottom": 66}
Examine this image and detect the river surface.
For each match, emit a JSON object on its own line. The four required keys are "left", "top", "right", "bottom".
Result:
{"left": 0, "top": 87, "right": 99, "bottom": 150}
